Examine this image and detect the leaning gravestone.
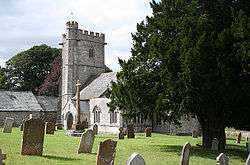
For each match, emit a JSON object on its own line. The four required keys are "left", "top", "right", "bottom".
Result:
{"left": 21, "top": 118, "right": 45, "bottom": 156}
{"left": 45, "top": 122, "right": 55, "bottom": 134}
{"left": 145, "top": 127, "right": 152, "bottom": 137}
{"left": 0, "top": 149, "right": 7, "bottom": 165}
{"left": 96, "top": 139, "right": 117, "bottom": 165}
{"left": 3, "top": 117, "right": 14, "bottom": 133}
{"left": 126, "top": 152, "right": 146, "bottom": 165}
{"left": 78, "top": 129, "right": 95, "bottom": 153}
{"left": 127, "top": 124, "right": 135, "bottom": 139}
{"left": 93, "top": 124, "right": 98, "bottom": 135}
{"left": 212, "top": 138, "right": 219, "bottom": 151}
{"left": 216, "top": 153, "right": 229, "bottom": 165}
{"left": 245, "top": 153, "right": 250, "bottom": 165}
{"left": 180, "top": 142, "right": 191, "bottom": 165}
{"left": 236, "top": 132, "right": 242, "bottom": 143}
{"left": 246, "top": 142, "right": 250, "bottom": 153}
{"left": 118, "top": 127, "right": 124, "bottom": 139}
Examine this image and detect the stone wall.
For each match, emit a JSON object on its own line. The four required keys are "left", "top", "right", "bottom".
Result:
{"left": 0, "top": 111, "right": 57, "bottom": 127}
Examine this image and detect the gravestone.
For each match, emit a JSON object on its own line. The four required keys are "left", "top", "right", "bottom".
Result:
{"left": 78, "top": 129, "right": 95, "bottom": 153}
{"left": 0, "top": 149, "right": 6, "bottom": 165}
{"left": 45, "top": 122, "right": 55, "bottom": 134}
{"left": 216, "top": 153, "right": 229, "bottom": 165}
{"left": 96, "top": 139, "right": 117, "bottom": 165}
{"left": 126, "top": 152, "right": 146, "bottom": 165}
{"left": 3, "top": 117, "right": 14, "bottom": 133}
{"left": 20, "top": 119, "right": 25, "bottom": 131}
{"left": 118, "top": 127, "right": 124, "bottom": 139}
{"left": 212, "top": 138, "right": 219, "bottom": 151}
{"left": 192, "top": 130, "right": 198, "bottom": 138}
{"left": 127, "top": 124, "right": 135, "bottom": 139}
{"left": 93, "top": 124, "right": 98, "bottom": 135}
{"left": 236, "top": 132, "right": 242, "bottom": 143}
{"left": 245, "top": 153, "right": 250, "bottom": 165}
{"left": 246, "top": 142, "right": 250, "bottom": 153}
{"left": 21, "top": 118, "right": 45, "bottom": 156}
{"left": 145, "top": 127, "right": 152, "bottom": 137}
{"left": 180, "top": 142, "right": 191, "bottom": 165}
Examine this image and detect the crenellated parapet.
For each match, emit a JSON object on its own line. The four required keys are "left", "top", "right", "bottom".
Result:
{"left": 66, "top": 21, "right": 78, "bottom": 29}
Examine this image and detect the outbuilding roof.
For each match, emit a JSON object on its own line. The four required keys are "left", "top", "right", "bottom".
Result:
{"left": 77, "top": 72, "right": 117, "bottom": 100}
{"left": 0, "top": 91, "right": 43, "bottom": 112}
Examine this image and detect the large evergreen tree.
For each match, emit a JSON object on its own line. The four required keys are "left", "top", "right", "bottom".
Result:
{"left": 110, "top": 0, "right": 249, "bottom": 150}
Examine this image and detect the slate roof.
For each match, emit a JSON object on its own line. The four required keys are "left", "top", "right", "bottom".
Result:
{"left": 0, "top": 91, "right": 43, "bottom": 112}
{"left": 76, "top": 72, "right": 117, "bottom": 100}
{"left": 36, "top": 96, "right": 59, "bottom": 112}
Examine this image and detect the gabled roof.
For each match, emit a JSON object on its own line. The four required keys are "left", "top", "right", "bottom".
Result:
{"left": 0, "top": 91, "right": 43, "bottom": 112}
{"left": 36, "top": 96, "right": 59, "bottom": 112}
{"left": 77, "top": 72, "right": 117, "bottom": 100}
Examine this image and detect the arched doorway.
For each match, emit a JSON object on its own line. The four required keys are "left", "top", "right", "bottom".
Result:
{"left": 66, "top": 113, "right": 73, "bottom": 130}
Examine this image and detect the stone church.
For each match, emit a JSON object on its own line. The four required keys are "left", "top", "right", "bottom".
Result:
{"left": 60, "top": 21, "right": 200, "bottom": 134}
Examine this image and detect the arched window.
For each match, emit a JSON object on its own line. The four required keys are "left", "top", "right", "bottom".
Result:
{"left": 93, "top": 106, "right": 101, "bottom": 123}
{"left": 110, "top": 111, "right": 118, "bottom": 124}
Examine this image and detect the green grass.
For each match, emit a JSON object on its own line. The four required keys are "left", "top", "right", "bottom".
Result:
{"left": 0, "top": 128, "right": 248, "bottom": 165}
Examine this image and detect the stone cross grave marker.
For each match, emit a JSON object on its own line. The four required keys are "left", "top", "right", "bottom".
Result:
{"left": 247, "top": 142, "right": 250, "bottom": 153}
{"left": 45, "top": 122, "right": 55, "bottom": 134}
{"left": 21, "top": 118, "right": 45, "bottom": 156}
{"left": 93, "top": 124, "right": 98, "bottom": 135}
{"left": 245, "top": 153, "right": 250, "bottom": 165}
{"left": 237, "top": 132, "right": 242, "bottom": 143}
{"left": 216, "top": 153, "right": 229, "bottom": 165}
{"left": 212, "top": 138, "right": 219, "bottom": 151}
{"left": 145, "top": 127, "right": 152, "bottom": 137}
{"left": 78, "top": 129, "right": 95, "bottom": 153}
{"left": 3, "top": 117, "right": 14, "bottom": 133}
{"left": 96, "top": 139, "right": 117, "bottom": 165}
{"left": 0, "top": 149, "right": 6, "bottom": 165}
{"left": 118, "top": 127, "right": 124, "bottom": 139}
{"left": 127, "top": 124, "right": 135, "bottom": 139}
{"left": 180, "top": 142, "right": 191, "bottom": 165}
{"left": 126, "top": 152, "right": 146, "bottom": 165}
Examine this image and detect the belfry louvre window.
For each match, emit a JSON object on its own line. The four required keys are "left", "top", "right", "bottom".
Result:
{"left": 93, "top": 106, "right": 101, "bottom": 123}
{"left": 110, "top": 111, "right": 117, "bottom": 124}
{"left": 89, "top": 48, "right": 94, "bottom": 58}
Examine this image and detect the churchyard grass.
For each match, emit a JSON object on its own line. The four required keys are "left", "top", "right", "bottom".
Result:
{"left": 0, "top": 128, "right": 248, "bottom": 165}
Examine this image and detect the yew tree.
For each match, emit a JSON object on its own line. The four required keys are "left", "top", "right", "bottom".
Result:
{"left": 110, "top": 0, "right": 249, "bottom": 151}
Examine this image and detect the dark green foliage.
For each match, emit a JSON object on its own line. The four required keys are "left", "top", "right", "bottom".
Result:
{"left": 109, "top": 0, "right": 249, "bottom": 150}
{"left": 6, "top": 44, "right": 60, "bottom": 93}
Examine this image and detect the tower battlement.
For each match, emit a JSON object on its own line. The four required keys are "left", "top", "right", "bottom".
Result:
{"left": 66, "top": 21, "right": 78, "bottom": 29}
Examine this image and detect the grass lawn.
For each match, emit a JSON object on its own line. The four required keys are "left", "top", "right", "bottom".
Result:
{"left": 0, "top": 128, "right": 248, "bottom": 165}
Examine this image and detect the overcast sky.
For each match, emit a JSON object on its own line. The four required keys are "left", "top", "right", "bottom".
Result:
{"left": 0, "top": 0, "right": 153, "bottom": 71}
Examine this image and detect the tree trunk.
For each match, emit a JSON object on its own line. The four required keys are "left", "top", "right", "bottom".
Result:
{"left": 197, "top": 111, "right": 226, "bottom": 151}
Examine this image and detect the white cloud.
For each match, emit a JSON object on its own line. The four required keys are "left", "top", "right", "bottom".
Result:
{"left": 0, "top": 0, "right": 153, "bottom": 70}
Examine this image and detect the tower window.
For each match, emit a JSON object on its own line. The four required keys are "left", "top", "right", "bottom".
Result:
{"left": 89, "top": 49, "right": 94, "bottom": 58}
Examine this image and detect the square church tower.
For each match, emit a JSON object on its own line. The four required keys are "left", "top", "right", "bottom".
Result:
{"left": 61, "top": 21, "right": 106, "bottom": 113}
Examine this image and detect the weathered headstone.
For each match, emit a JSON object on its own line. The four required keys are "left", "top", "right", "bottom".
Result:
{"left": 45, "top": 122, "right": 55, "bottom": 134}
{"left": 216, "top": 153, "right": 229, "bottom": 165}
{"left": 192, "top": 130, "right": 198, "bottom": 138}
{"left": 78, "top": 129, "right": 95, "bottom": 153}
{"left": 93, "top": 124, "right": 98, "bottom": 135}
{"left": 145, "top": 127, "right": 152, "bottom": 137}
{"left": 246, "top": 141, "right": 250, "bottom": 153}
{"left": 245, "top": 153, "right": 250, "bottom": 165}
{"left": 0, "top": 149, "right": 7, "bottom": 165}
{"left": 21, "top": 118, "right": 45, "bottom": 156}
{"left": 118, "top": 127, "right": 124, "bottom": 139}
{"left": 96, "top": 139, "right": 117, "bottom": 165}
{"left": 180, "top": 142, "right": 191, "bottom": 165}
{"left": 126, "top": 152, "right": 146, "bottom": 165}
{"left": 212, "top": 138, "right": 219, "bottom": 151}
{"left": 127, "top": 124, "right": 135, "bottom": 139}
{"left": 3, "top": 117, "right": 14, "bottom": 133}
{"left": 236, "top": 132, "right": 242, "bottom": 143}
